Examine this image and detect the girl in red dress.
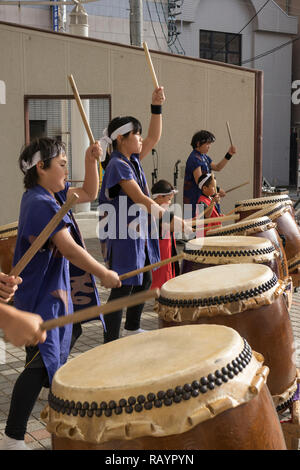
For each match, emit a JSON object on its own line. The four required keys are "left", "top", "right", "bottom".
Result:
{"left": 197, "top": 173, "right": 222, "bottom": 235}
{"left": 150, "top": 180, "right": 180, "bottom": 289}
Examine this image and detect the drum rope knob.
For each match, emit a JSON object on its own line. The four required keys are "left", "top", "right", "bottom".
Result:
{"left": 249, "top": 366, "right": 270, "bottom": 395}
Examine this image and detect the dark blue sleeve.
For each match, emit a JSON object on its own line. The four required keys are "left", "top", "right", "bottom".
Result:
{"left": 105, "top": 158, "right": 134, "bottom": 189}
{"left": 187, "top": 154, "right": 206, "bottom": 174}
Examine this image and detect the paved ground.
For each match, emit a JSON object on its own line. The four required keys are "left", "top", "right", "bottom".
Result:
{"left": 0, "top": 212, "right": 299, "bottom": 450}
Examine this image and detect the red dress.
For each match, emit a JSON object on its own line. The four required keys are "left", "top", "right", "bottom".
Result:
{"left": 197, "top": 194, "right": 222, "bottom": 235}
{"left": 151, "top": 225, "right": 179, "bottom": 289}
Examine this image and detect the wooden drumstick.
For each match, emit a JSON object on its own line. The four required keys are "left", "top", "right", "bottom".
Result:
{"left": 224, "top": 204, "right": 243, "bottom": 217}
{"left": 9, "top": 193, "right": 79, "bottom": 277}
{"left": 225, "top": 181, "right": 249, "bottom": 194}
{"left": 226, "top": 121, "right": 234, "bottom": 147}
{"left": 142, "top": 42, "right": 159, "bottom": 88}
{"left": 191, "top": 214, "right": 239, "bottom": 226}
{"left": 119, "top": 253, "right": 184, "bottom": 281}
{"left": 68, "top": 74, "right": 95, "bottom": 145}
{"left": 41, "top": 288, "right": 159, "bottom": 331}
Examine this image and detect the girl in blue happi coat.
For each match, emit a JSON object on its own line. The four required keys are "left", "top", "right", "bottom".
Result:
{"left": 183, "top": 130, "right": 237, "bottom": 218}
{"left": 98, "top": 86, "right": 193, "bottom": 343}
{"left": 1, "top": 137, "right": 120, "bottom": 450}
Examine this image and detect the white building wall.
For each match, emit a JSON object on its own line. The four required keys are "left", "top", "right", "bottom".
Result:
{"left": 178, "top": 0, "right": 297, "bottom": 186}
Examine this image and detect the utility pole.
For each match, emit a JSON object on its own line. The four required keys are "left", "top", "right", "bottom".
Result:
{"left": 129, "top": 0, "right": 143, "bottom": 46}
{"left": 69, "top": 3, "right": 90, "bottom": 213}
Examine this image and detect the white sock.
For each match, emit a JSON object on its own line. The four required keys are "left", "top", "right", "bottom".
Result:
{"left": 0, "top": 434, "right": 30, "bottom": 450}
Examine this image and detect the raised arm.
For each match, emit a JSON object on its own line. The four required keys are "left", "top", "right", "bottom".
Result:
{"left": 140, "top": 87, "right": 166, "bottom": 160}
{"left": 68, "top": 141, "right": 102, "bottom": 203}
{"left": 211, "top": 145, "right": 237, "bottom": 172}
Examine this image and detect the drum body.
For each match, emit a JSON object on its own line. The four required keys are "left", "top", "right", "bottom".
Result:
{"left": 0, "top": 235, "right": 17, "bottom": 273}
{"left": 243, "top": 204, "right": 300, "bottom": 263}
{"left": 181, "top": 235, "right": 280, "bottom": 279}
{"left": 206, "top": 217, "right": 289, "bottom": 281}
{"left": 44, "top": 325, "right": 286, "bottom": 450}
{"left": 157, "top": 264, "right": 297, "bottom": 409}
{"left": 235, "top": 195, "right": 293, "bottom": 221}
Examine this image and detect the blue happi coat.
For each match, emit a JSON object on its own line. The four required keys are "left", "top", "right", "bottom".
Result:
{"left": 98, "top": 151, "right": 160, "bottom": 285}
{"left": 183, "top": 149, "right": 212, "bottom": 218}
{"left": 13, "top": 183, "right": 101, "bottom": 383}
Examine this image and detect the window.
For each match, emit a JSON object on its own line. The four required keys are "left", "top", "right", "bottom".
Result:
{"left": 25, "top": 96, "right": 110, "bottom": 181}
{"left": 200, "top": 30, "right": 241, "bottom": 66}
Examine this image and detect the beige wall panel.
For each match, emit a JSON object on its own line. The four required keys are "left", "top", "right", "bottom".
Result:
{"left": 110, "top": 48, "right": 159, "bottom": 117}
{"left": 205, "top": 67, "right": 255, "bottom": 214}
{"left": 23, "top": 33, "right": 67, "bottom": 94}
{"left": 152, "top": 57, "right": 209, "bottom": 208}
{"left": 68, "top": 41, "right": 111, "bottom": 94}
{"left": 0, "top": 30, "right": 23, "bottom": 93}
{"left": 0, "top": 91, "right": 25, "bottom": 224}
{"left": 0, "top": 23, "right": 258, "bottom": 229}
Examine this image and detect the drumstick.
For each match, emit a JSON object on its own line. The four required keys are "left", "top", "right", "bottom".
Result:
{"left": 119, "top": 253, "right": 184, "bottom": 281}
{"left": 226, "top": 121, "right": 234, "bottom": 147}
{"left": 9, "top": 193, "right": 79, "bottom": 277}
{"left": 224, "top": 204, "right": 244, "bottom": 217}
{"left": 142, "top": 42, "right": 159, "bottom": 88}
{"left": 68, "top": 74, "right": 95, "bottom": 145}
{"left": 191, "top": 214, "right": 240, "bottom": 226}
{"left": 41, "top": 289, "right": 159, "bottom": 331}
{"left": 225, "top": 181, "right": 250, "bottom": 194}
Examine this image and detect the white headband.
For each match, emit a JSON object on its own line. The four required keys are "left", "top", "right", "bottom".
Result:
{"left": 198, "top": 173, "right": 212, "bottom": 190}
{"left": 152, "top": 189, "right": 178, "bottom": 199}
{"left": 21, "top": 151, "right": 43, "bottom": 172}
{"left": 99, "top": 122, "right": 134, "bottom": 156}
{"left": 21, "top": 150, "right": 60, "bottom": 172}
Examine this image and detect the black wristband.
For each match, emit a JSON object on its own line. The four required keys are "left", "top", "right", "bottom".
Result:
{"left": 225, "top": 152, "right": 233, "bottom": 160}
{"left": 151, "top": 104, "right": 162, "bottom": 115}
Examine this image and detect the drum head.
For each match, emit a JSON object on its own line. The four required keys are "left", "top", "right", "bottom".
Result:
{"left": 185, "top": 235, "right": 274, "bottom": 252}
{"left": 236, "top": 195, "right": 292, "bottom": 212}
{"left": 46, "top": 325, "right": 265, "bottom": 444}
{"left": 161, "top": 263, "right": 276, "bottom": 301}
{"left": 241, "top": 203, "right": 289, "bottom": 222}
{"left": 206, "top": 216, "right": 273, "bottom": 236}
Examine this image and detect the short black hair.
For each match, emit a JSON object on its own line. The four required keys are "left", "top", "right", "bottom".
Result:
{"left": 19, "top": 137, "right": 66, "bottom": 189}
{"left": 191, "top": 130, "right": 215, "bottom": 149}
{"left": 151, "top": 179, "right": 175, "bottom": 196}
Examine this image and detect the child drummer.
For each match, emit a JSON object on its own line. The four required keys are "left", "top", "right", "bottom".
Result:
{"left": 197, "top": 173, "right": 222, "bottom": 235}
{"left": 0, "top": 137, "right": 120, "bottom": 451}
{"left": 150, "top": 180, "right": 180, "bottom": 289}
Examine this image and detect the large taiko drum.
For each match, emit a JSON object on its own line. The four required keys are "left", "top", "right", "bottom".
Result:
{"left": 235, "top": 195, "right": 294, "bottom": 221}
{"left": 181, "top": 235, "right": 281, "bottom": 280}
{"left": 242, "top": 203, "right": 300, "bottom": 264}
{"left": 206, "top": 216, "right": 289, "bottom": 282}
{"left": 43, "top": 324, "right": 286, "bottom": 450}
{"left": 0, "top": 226, "right": 17, "bottom": 273}
{"left": 156, "top": 264, "right": 297, "bottom": 410}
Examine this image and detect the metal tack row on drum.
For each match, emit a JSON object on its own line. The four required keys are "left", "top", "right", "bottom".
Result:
{"left": 45, "top": 193, "right": 299, "bottom": 450}
{"left": 43, "top": 324, "right": 287, "bottom": 450}
{"left": 156, "top": 263, "right": 298, "bottom": 412}
{"left": 234, "top": 194, "right": 300, "bottom": 286}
